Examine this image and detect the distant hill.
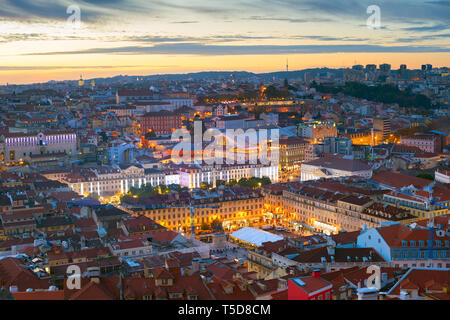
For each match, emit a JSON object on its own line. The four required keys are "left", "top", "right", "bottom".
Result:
{"left": 57, "top": 68, "right": 346, "bottom": 84}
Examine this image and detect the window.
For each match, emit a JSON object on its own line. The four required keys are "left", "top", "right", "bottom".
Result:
{"left": 401, "top": 241, "right": 408, "bottom": 247}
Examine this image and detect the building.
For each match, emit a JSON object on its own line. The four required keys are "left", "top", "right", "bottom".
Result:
{"left": 357, "top": 222, "right": 450, "bottom": 269}
{"left": 386, "top": 268, "right": 450, "bottom": 300}
{"left": 279, "top": 137, "right": 309, "bottom": 182}
{"left": 121, "top": 187, "right": 265, "bottom": 232}
{"left": 422, "top": 64, "right": 433, "bottom": 72}
{"left": 274, "top": 244, "right": 386, "bottom": 273}
{"left": 298, "top": 121, "right": 337, "bottom": 143}
{"left": 230, "top": 227, "right": 283, "bottom": 248}
{"left": 435, "top": 170, "right": 450, "bottom": 184}
{"left": 247, "top": 240, "right": 291, "bottom": 280}
{"left": 322, "top": 137, "right": 352, "bottom": 156}
{"left": 373, "top": 118, "right": 391, "bottom": 140}
{"left": 46, "top": 165, "right": 155, "bottom": 197}
{"left": 401, "top": 134, "right": 442, "bottom": 154}
{"left": 140, "top": 111, "right": 182, "bottom": 136}
{"left": 383, "top": 190, "right": 449, "bottom": 219}
{"left": 215, "top": 115, "right": 247, "bottom": 130}
{"left": 300, "top": 157, "right": 372, "bottom": 182}
{"left": 288, "top": 271, "right": 333, "bottom": 300}
{"left": 371, "top": 171, "right": 433, "bottom": 190}
{"left": 379, "top": 63, "right": 391, "bottom": 73}
{"left": 260, "top": 113, "right": 279, "bottom": 126}
{"left": 366, "top": 64, "right": 377, "bottom": 72}
{"left": 116, "top": 89, "right": 153, "bottom": 103}
{"left": 0, "top": 131, "right": 77, "bottom": 165}
{"left": 108, "top": 140, "right": 138, "bottom": 165}
{"left": 178, "top": 163, "right": 279, "bottom": 189}
{"left": 281, "top": 182, "right": 417, "bottom": 234}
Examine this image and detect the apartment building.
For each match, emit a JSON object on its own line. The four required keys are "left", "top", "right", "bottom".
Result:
{"left": 178, "top": 162, "right": 279, "bottom": 189}
{"left": 281, "top": 185, "right": 417, "bottom": 234}
{"left": 357, "top": 221, "right": 450, "bottom": 269}
{"left": 0, "top": 131, "right": 77, "bottom": 165}
{"left": 121, "top": 187, "right": 265, "bottom": 232}
{"left": 401, "top": 134, "right": 442, "bottom": 153}
{"left": 300, "top": 157, "right": 372, "bottom": 182}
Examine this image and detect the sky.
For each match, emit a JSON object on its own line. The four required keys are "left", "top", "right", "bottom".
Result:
{"left": 0, "top": 0, "right": 449, "bottom": 84}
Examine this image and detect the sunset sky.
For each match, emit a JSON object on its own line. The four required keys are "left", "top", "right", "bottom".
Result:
{"left": 0, "top": 0, "right": 449, "bottom": 84}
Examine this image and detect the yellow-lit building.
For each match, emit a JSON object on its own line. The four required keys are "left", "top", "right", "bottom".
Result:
{"left": 262, "top": 185, "right": 419, "bottom": 235}
{"left": 123, "top": 194, "right": 265, "bottom": 233}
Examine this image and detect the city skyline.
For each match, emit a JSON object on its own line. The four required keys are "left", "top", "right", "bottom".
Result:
{"left": 0, "top": 0, "right": 449, "bottom": 304}
{"left": 0, "top": 0, "right": 449, "bottom": 84}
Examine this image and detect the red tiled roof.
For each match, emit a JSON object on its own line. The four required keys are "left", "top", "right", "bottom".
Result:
{"left": 389, "top": 269, "right": 450, "bottom": 296}
{"left": 289, "top": 276, "right": 332, "bottom": 294}
{"left": 372, "top": 171, "right": 431, "bottom": 189}
{"left": 13, "top": 290, "right": 65, "bottom": 300}
{"left": 0, "top": 258, "right": 52, "bottom": 291}
{"left": 376, "top": 224, "right": 450, "bottom": 247}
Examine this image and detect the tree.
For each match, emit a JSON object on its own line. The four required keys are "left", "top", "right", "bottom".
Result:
{"left": 145, "top": 131, "right": 156, "bottom": 139}
{"left": 211, "top": 219, "right": 223, "bottom": 232}
{"left": 200, "top": 182, "right": 212, "bottom": 190}
{"left": 88, "top": 192, "right": 100, "bottom": 200}
{"left": 200, "top": 222, "right": 210, "bottom": 231}
{"left": 416, "top": 174, "right": 434, "bottom": 181}
{"left": 216, "top": 180, "right": 226, "bottom": 187}
{"left": 99, "top": 131, "right": 108, "bottom": 142}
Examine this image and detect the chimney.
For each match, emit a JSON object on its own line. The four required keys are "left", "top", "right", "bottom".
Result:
{"left": 192, "top": 258, "right": 200, "bottom": 273}
{"left": 312, "top": 269, "right": 321, "bottom": 278}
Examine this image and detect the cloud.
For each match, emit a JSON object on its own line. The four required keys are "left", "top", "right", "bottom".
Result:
{"left": 170, "top": 21, "right": 199, "bottom": 24}
{"left": 290, "top": 35, "right": 370, "bottom": 42}
{"left": 425, "top": 1, "right": 450, "bottom": 6}
{"left": 402, "top": 24, "right": 449, "bottom": 32}
{"left": 396, "top": 33, "right": 450, "bottom": 43}
{"left": 248, "top": 16, "right": 311, "bottom": 23}
{"left": 25, "top": 42, "right": 450, "bottom": 56}
{"left": 0, "top": 65, "right": 140, "bottom": 71}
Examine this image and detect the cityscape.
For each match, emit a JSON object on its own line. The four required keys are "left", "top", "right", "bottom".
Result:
{"left": 0, "top": 0, "right": 449, "bottom": 306}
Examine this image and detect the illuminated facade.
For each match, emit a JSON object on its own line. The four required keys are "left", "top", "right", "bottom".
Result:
{"left": 0, "top": 131, "right": 77, "bottom": 165}
{"left": 123, "top": 193, "right": 265, "bottom": 232}
{"left": 263, "top": 185, "right": 418, "bottom": 235}
{"left": 178, "top": 163, "right": 279, "bottom": 189}
{"left": 298, "top": 121, "right": 337, "bottom": 143}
